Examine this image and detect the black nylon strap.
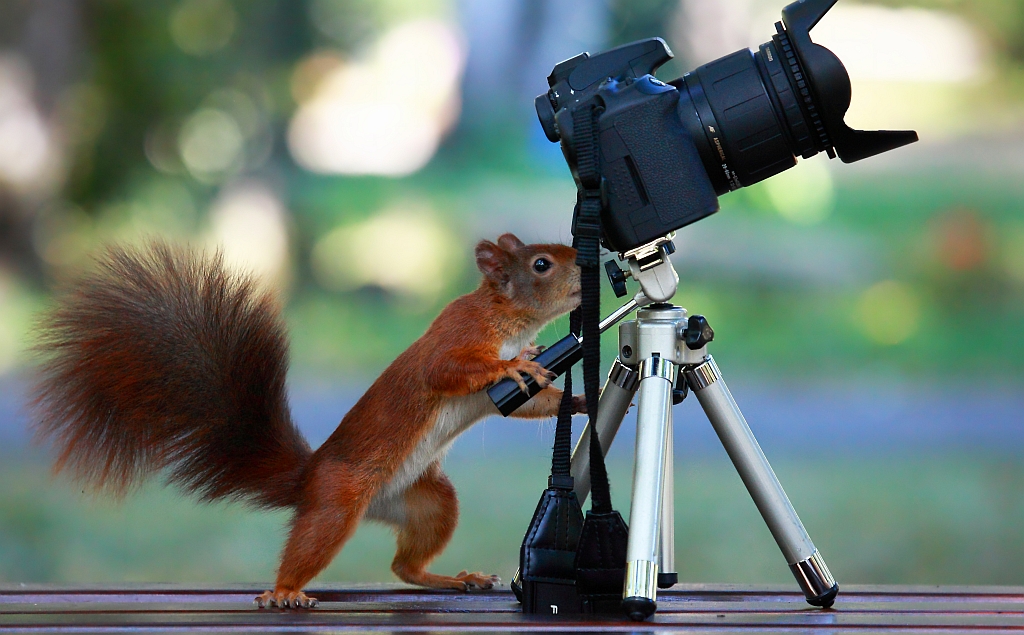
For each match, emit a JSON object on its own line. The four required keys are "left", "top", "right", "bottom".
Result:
{"left": 575, "top": 104, "right": 600, "bottom": 188}
{"left": 550, "top": 308, "right": 580, "bottom": 480}
{"left": 572, "top": 103, "right": 613, "bottom": 514}
{"left": 582, "top": 259, "right": 611, "bottom": 513}
{"left": 575, "top": 194, "right": 602, "bottom": 268}
{"left": 573, "top": 105, "right": 602, "bottom": 268}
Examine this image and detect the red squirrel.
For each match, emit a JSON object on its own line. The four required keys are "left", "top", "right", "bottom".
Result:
{"left": 31, "top": 232, "right": 582, "bottom": 609}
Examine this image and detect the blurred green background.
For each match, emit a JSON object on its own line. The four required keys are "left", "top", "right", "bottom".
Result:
{"left": 0, "top": 0, "right": 1022, "bottom": 589}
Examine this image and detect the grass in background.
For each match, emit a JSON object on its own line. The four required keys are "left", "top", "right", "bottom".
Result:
{"left": 2, "top": 453, "right": 1021, "bottom": 587}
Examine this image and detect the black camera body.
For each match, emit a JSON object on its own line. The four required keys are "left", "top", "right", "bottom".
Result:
{"left": 535, "top": 0, "right": 918, "bottom": 254}
{"left": 539, "top": 41, "right": 718, "bottom": 254}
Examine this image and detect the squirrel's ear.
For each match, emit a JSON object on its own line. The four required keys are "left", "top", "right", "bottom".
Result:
{"left": 475, "top": 240, "right": 510, "bottom": 284}
{"left": 497, "top": 233, "right": 525, "bottom": 252}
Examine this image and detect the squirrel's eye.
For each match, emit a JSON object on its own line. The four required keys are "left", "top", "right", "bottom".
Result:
{"left": 533, "top": 257, "right": 552, "bottom": 273}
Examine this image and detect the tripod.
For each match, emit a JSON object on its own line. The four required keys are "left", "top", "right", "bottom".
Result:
{"left": 568, "top": 237, "right": 838, "bottom": 620}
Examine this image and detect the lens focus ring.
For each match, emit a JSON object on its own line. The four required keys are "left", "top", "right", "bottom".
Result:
{"left": 773, "top": 26, "right": 831, "bottom": 154}
{"left": 758, "top": 41, "right": 814, "bottom": 159}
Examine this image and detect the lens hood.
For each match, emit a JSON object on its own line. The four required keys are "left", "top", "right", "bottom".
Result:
{"left": 781, "top": 0, "right": 918, "bottom": 162}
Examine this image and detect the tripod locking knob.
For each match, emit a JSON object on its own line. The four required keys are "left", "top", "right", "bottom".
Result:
{"left": 605, "top": 259, "right": 629, "bottom": 298}
{"left": 672, "top": 372, "right": 688, "bottom": 405}
{"left": 684, "top": 315, "right": 714, "bottom": 350}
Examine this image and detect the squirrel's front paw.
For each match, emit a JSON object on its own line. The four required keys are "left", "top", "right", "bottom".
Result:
{"left": 571, "top": 394, "right": 587, "bottom": 414}
{"left": 504, "top": 358, "right": 556, "bottom": 393}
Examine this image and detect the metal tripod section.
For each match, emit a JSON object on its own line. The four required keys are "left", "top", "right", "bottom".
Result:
{"left": 568, "top": 305, "right": 838, "bottom": 621}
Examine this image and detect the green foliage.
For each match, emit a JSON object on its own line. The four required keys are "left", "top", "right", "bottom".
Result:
{"left": 68, "top": 1, "right": 312, "bottom": 207}
{"left": 8, "top": 0, "right": 1024, "bottom": 381}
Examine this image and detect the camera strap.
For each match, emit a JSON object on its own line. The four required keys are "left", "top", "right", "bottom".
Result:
{"left": 515, "top": 305, "right": 584, "bottom": 615}
{"left": 515, "top": 101, "right": 627, "bottom": 616}
{"left": 572, "top": 103, "right": 630, "bottom": 613}
{"left": 573, "top": 102, "right": 612, "bottom": 513}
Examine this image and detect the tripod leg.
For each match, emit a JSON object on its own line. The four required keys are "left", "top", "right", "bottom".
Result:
{"left": 622, "top": 356, "right": 675, "bottom": 621}
{"left": 657, "top": 420, "right": 677, "bottom": 588}
{"left": 686, "top": 355, "right": 838, "bottom": 608}
{"left": 570, "top": 359, "right": 639, "bottom": 505}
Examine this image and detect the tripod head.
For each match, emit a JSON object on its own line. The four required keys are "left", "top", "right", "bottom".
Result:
{"left": 606, "top": 234, "right": 679, "bottom": 304}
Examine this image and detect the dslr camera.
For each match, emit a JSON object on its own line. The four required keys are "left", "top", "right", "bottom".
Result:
{"left": 535, "top": 0, "right": 918, "bottom": 255}
{"left": 503, "top": 0, "right": 920, "bottom": 622}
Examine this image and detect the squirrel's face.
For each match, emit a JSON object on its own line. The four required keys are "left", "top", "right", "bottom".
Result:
{"left": 475, "top": 233, "right": 580, "bottom": 323}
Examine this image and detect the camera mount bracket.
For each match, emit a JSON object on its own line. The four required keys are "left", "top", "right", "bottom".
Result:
{"left": 622, "top": 236, "right": 679, "bottom": 304}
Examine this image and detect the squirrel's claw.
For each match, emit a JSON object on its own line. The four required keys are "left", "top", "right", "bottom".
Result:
{"left": 504, "top": 359, "right": 555, "bottom": 393}
{"left": 456, "top": 570, "right": 501, "bottom": 590}
{"left": 517, "top": 344, "right": 545, "bottom": 361}
{"left": 507, "top": 369, "right": 530, "bottom": 394}
{"left": 255, "top": 590, "right": 318, "bottom": 610}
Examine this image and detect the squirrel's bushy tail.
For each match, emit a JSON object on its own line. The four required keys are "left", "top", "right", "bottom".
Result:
{"left": 32, "top": 241, "right": 311, "bottom": 509}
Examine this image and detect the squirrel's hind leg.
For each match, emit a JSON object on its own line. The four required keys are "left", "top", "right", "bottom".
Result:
{"left": 385, "top": 463, "right": 499, "bottom": 591}
{"left": 258, "top": 461, "right": 373, "bottom": 609}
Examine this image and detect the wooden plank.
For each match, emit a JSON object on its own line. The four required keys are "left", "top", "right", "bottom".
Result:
{"left": 2, "top": 584, "right": 1022, "bottom": 632}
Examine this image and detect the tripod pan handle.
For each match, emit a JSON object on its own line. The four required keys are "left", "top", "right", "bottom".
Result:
{"left": 488, "top": 334, "right": 582, "bottom": 416}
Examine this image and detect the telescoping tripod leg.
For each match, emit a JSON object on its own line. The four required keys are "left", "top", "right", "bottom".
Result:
{"left": 570, "top": 359, "right": 639, "bottom": 504}
{"left": 685, "top": 356, "right": 838, "bottom": 607}
{"left": 621, "top": 354, "right": 675, "bottom": 621}
{"left": 657, "top": 420, "right": 676, "bottom": 589}
{"left": 569, "top": 351, "right": 678, "bottom": 593}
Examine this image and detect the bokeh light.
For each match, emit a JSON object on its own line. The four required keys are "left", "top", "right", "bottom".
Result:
{"left": 763, "top": 156, "right": 834, "bottom": 225}
{"left": 814, "top": 4, "right": 984, "bottom": 83}
{"left": 178, "top": 108, "right": 245, "bottom": 182}
{"left": 929, "top": 208, "right": 989, "bottom": 273}
{"left": 206, "top": 182, "right": 291, "bottom": 292}
{"left": 812, "top": 3, "right": 986, "bottom": 136}
{"left": 0, "top": 55, "right": 55, "bottom": 193}
{"left": 311, "top": 204, "right": 460, "bottom": 300}
{"left": 288, "top": 19, "right": 465, "bottom": 176}
{"left": 856, "top": 280, "right": 922, "bottom": 346}
{"left": 169, "top": 0, "right": 237, "bottom": 56}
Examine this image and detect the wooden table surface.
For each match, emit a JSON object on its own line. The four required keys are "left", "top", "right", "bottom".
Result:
{"left": 2, "top": 583, "right": 1023, "bottom": 632}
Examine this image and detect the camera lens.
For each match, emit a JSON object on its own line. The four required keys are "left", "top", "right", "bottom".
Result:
{"left": 672, "top": 0, "right": 919, "bottom": 195}
{"left": 673, "top": 23, "right": 831, "bottom": 195}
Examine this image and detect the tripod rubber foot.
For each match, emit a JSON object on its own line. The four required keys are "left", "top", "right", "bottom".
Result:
{"left": 622, "top": 596, "right": 656, "bottom": 621}
{"left": 805, "top": 583, "right": 838, "bottom": 609}
{"left": 657, "top": 572, "right": 677, "bottom": 589}
{"left": 791, "top": 550, "right": 837, "bottom": 608}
